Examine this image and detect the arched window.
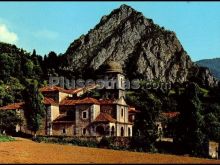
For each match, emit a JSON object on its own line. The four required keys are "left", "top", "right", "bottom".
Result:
{"left": 96, "top": 126, "right": 105, "bottom": 136}
{"left": 111, "top": 126, "right": 115, "bottom": 136}
{"left": 128, "top": 128, "right": 131, "bottom": 137}
{"left": 121, "top": 127, "right": 124, "bottom": 137}
{"left": 121, "top": 108, "right": 123, "bottom": 117}
{"left": 121, "top": 77, "right": 124, "bottom": 89}
{"left": 132, "top": 115, "right": 135, "bottom": 121}
{"left": 62, "top": 128, "right": 66, "bottom": 134}
{"left": 82, "top": 111, "right": 88, "bottom": 119}
{"left": 83, "top": 128, "right": 86, "bottom": 135}
{"left": 109, "top": 81, "right": 112, "bottom": 88}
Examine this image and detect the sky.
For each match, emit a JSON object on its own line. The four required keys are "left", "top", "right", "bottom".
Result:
{"left": 0, "top": 2, "right": 220, "bottom": 61}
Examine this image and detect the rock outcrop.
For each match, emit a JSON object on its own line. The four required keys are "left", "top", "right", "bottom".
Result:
{"left": 62, "top": 4, "right": 217, "bottom": 86}
{"left": 197, "top": 58, "right": 220, "bottom": 80}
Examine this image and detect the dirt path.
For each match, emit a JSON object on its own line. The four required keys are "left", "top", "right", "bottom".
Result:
{"left": 0, "top": 137, "right": 220, "bottom": 163}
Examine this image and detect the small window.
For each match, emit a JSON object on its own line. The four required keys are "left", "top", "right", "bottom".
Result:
{"left": 132, "top": 115, "right": 135, "bottom": 121}
{"left": 121, "top": 77, "right": 124, "bottom": 88}
{"left": 73, "top": 127, "right": 77, "bottom": 135}
{"left": 128, "top": 128, "right": 131, "bottom": 137}
{"left": 62, "top": 128, "right": 66, "bottom": 134}
{"left": 121, "top": 127, "right": 124, "bottom": 137}
{"left": 121, "top": 108, "right": 124, "bottom": 117}
{"left": 83, "top": 128, "right": 86, "bottom": 135}
{"left": 111, "top": 126, "right": 115, "bottom": 136}
{"left": 109, "top": 81, "right": 112, "bottom": 88}
{"left": 82, "top": 111, "right": 88, "bottom": 119}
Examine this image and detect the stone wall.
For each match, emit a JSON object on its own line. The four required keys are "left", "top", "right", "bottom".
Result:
{"left": 100, "top": 104, "right": 116, "bottom": 118}
{"left": 75, "top": 104, "right": 92, "bottom": 136}
{"left": 209, "top": 141, "right": 219, "bottom": 159}
{"left": 59, "top": 105, "right": 75, "bottom": 114}
{"left": 52, "top": 123, "right": 74, "bottom": 136}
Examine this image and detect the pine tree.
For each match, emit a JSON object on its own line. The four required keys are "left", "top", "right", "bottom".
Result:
{"left": 130, "top": 89, "right": 162, "bottom": 152}
{"left": 23, "top": 80, "right": 45, "bottom": 137}
{"left": 175, "top": 83, "right": 209, "bottom": 157}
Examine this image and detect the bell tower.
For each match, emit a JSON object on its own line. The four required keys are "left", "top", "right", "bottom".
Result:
{"left": 101, "top": 61, "right": 125, "bottom": 99}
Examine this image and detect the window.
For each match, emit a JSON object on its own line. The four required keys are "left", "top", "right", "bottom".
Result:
{"left": 109, "top": 81, "right": 112, "bottom": 88}
{"left": 121, "top": 77, "right": 124, "bottom": 88}
{"left": 96, "top": 126, "right": 105, "bottom": 135}
{"left": 128, "top": 128, "right": 131, "bottom": 137}
{"left": 121, "top": 108, "right": 124, "bottom": 117}
{"left": 83, "top": 128, "right": 86, "bottom": 135}
{"left": 132, "top": 115, "right": 135, "bottom": 121}
{"left": 82, "top": 111, "right": 88, "bottom": 119}
{"left": 111, "top": 126, "right": 115, "bottom": 136}
{"left": 73, "top": 127, "right": 77, "bottom": 135}
{"left": 62, "top": 128, "right": 66, "bottom": 134}
{"left": 121, "top": 127, "right": 124, "bottom": 137}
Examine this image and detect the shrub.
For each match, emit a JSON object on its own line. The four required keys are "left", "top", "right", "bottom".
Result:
{"left": 98, "top": 136, "right": 111, "bottom": 148}
{"left": 32, "top": 136, "right": 98, "bottom": 148}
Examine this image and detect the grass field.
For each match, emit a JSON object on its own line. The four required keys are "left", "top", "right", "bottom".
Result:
{"left": 0, "top": 134, "right": 15, "bottom": 142}
{"left": 0, "top": 137, "right": 220, "bottom": 163}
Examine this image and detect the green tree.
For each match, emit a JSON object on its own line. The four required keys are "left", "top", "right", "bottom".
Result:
{"left": 22, "top": 80, "right": 45, "bottom": 137}
{"left": 23, "top": 59, "right": 34, "bottom": 77}
{"left": 32, "top": 49, "right": 37, "bottom": 57}
{"left": 129, "top": 89, "right": 162, "bottom": 152}
{"left": 0, "top": 110, "right": 22, "bottom": 134}
{"left": 6, "top": 77, "right": 25, "bottom": 102}
{"left": 0, "top": 53, "right": 14, "bottom": 82}
{"left": 175, "top": 83, "right": 209, "bottom": 157}
{"left": 204, "top": 113, "right": 220, "bottom": 141}
{"left": 0, "top": 85, "right": 7, "bottom": 106}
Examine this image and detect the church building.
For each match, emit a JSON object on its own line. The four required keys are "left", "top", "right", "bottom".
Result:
{"left": 0, "top": 61, "right": 138, "bottom": 137}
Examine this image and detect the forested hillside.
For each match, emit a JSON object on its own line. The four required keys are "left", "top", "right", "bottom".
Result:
{"left": 0, "top": 42, "right": 62, "bottom": 106}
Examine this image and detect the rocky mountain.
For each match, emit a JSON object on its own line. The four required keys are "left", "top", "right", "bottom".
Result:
{"left": 197, "top": 58, "right": 220, "bottom": 80}
{"left": 61, "top": 4, "right": 217, "bottom": 87}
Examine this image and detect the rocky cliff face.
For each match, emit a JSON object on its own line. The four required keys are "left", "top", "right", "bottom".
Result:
{"left": 62, "top": 4, "right": 217, "bottom": 86}
{"left": 197, "top": 58, "right": 220, "bottom": 80}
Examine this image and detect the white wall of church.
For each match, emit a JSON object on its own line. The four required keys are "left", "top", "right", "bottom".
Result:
{"left": 115, "top": 124, "right": 133, "bottom": 137}
{"left": 91, "top": 104, "right": 100, "bottom": 121}
{"left": 58, "top": 92, "right": 70, "bottom": 102}
{"left": 51, "top": 105, "right": 60, "bottom": 121}
{"left": 116, "top": 105, "right": 128, "bottom": 123}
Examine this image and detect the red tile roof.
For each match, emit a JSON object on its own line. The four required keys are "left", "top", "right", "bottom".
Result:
{"left": 44, "top": 97, "right": 58, "bottom": 106}
{"left": 67, "top": 88, "right": 84, "bottom": 94}
{"left": 77, "top": 97, "right": 100, "bottom": 105}
{"left": 0, "top": 102, "right": 24, "bottom": 110}
{"left": 128, "top": 107, "right": 140, "bottom": 113}
{"left": 53, "top": 114, "right": 74, "bottom": 123}
{"left": 60, "top": 99, "right": 79, "bottom": 106}
{"left": 60, "top": 97, "right": 100, "bottom": 106}
{"left": 0, "top": 97, "right": 58, "bottom": 110}
{"left": 40, "top": 86, "right": 67, "bottom": 92}
{"left": 98, "top": 99, "right": 114, "bottom": 105}
{"left": 94, "top": 113, "right": 116, "bottom": 123}
{"left": 161, "top": 112, "right": 180, "bottom": 119}
{"left": 40, "top": 86, "right": 83, "bottom": 95}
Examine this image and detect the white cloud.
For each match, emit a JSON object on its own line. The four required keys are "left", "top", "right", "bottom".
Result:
{"left": 0, "top": 24, "right": 18, "bottom": 44}
{"left": 34, "top": 30, "right": 58, "bottom": 40}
